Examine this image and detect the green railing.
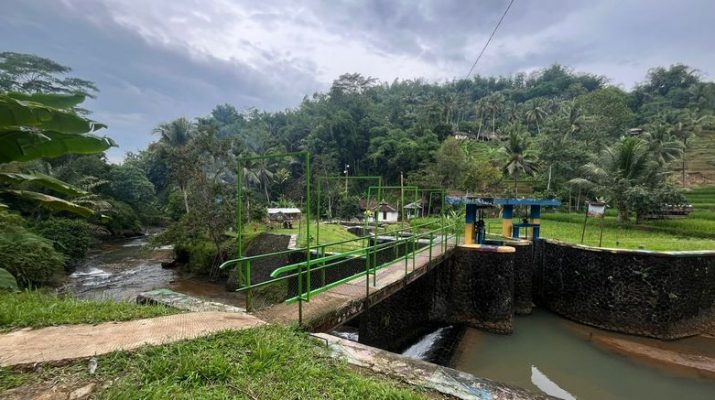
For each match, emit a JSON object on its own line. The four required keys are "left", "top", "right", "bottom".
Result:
{"left": 219, "top": 218, "right": 461, "bottom": 324}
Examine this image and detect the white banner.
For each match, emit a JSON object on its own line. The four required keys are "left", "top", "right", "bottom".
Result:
{"left": 587, "top": 202, "right": 606, "bottom": 217}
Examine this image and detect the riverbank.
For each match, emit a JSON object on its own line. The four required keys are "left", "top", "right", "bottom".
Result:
{"left": 0, "top": 291, "right": 177, "bottom": 331}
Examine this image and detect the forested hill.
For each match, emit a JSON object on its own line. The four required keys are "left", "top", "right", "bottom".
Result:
{"left": 138, "top": 64, "right": 714, "bottom": 197}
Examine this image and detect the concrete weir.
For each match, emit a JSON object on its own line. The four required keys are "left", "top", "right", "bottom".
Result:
{"left": 314, "top": 333, "right": 551, "bottom": 400}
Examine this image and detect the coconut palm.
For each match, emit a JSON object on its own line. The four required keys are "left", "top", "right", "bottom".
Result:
{"left": 570, "top": 137, "right": 657, "bottom": 222}
{"left": 643, "top": 123, "right": 684, "bottom": 166}
{"left": 524, "top": 100, "right": 549, "bottom": 134}
{"left": 668, "top": 110, "right": 711, "bottom": 187}
{"left": 500, "top": 125, "right": 539, "bottom": 195}
{"left": 151, "top": 117, "right": 196, "bottom": 212}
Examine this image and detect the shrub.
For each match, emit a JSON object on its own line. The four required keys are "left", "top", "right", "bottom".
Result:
{"left": 33, "top": 218, "right": 92, "bottom": 267}
{"left": 0, "top": 212, "right": 64, "bottom": 288}
{"left": 104, "top": 199, "right": 143, "bottom": 236}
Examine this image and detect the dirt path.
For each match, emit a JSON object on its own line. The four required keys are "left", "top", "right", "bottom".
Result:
{"left": 0, "top": 312, "right": 265, "bottom": 367}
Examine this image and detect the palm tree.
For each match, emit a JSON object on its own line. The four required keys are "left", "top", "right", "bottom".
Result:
{"left": 482, "top": 93, "right": 505, "bottom": 134}
{"left": 643, "top": 123, "right": 684, "bottom": 166}
{"left": 570, "top": 137, "right": 656, "bottom": 222}
{"left": 152, "top": 117, "right": 196, "bottom": 213}
{"left": 524, "top": 99, "right": 548, "bottom": 134}
{"left": 562, "top": 101, "right": 584, "bottom": 138}
{"left": 500, "top": 126, "right": 539, "bottom": 195}
{"left": 668, "top": 110, "right": 711, "bottom": 188}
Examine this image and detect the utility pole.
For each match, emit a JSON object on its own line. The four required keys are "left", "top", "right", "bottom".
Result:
{"left": 344, "top": 164, "right": 350, "bottom": 194}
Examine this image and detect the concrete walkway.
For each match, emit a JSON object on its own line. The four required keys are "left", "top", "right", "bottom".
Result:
{"left": 257, "top": 237, "right": 456, "bottom": 331}
{"left": 0, "top": 311, "right": 265, "bottom": 367}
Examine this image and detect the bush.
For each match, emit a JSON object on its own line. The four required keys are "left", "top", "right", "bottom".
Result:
{"left": 33, "top": 218, "right": 92, "bottom": 267}
{"left": 0, "top": 212, "right": 64, "bottom": 288}
{"left": 104, "top": 199, "right": 143, "bottom": 236}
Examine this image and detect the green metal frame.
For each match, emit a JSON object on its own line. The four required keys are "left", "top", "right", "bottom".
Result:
{"left": 416, "top": 188, "right": 446, "bottom": 217}
{"left": 220, "top": 218, "right": 460, "bottom": 302}
{"left": 315, "top": 175, "right": 382, "bottom": 250}
{"left": 236, "top": 151, "right": 310, "bottom": 322}
{"left": 365, "top": 185, "right": 419, "bottom": 285}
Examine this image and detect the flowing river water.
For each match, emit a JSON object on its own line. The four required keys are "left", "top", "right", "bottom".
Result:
{"left": 68, "top": 233, "right": 242, "bottom": 306}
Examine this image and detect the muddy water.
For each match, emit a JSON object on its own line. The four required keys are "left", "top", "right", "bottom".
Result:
{"left": 68, "top": 234, "right": 243, "bottom": 307}
{"left": 450, "top": 310, "right": 715, "bottom": 400}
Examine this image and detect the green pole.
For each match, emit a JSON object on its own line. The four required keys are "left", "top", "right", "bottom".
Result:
{"left": 237, "top": 160, "right": 242, "bottom": 259}
{"left": 316, "top": 177, "right": 321, "bottom": 252}
{"left": 305, "top": 151, "right": 311, "bottom": 303}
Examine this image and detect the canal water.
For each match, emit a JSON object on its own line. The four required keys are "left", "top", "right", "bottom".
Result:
{"left": 416, "top": 310, "right": 715, "bottom": 400}
{"left": 68, "top": 234, "right": 243, "bottom": 306}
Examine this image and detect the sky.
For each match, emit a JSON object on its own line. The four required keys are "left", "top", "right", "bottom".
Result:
{"left": 2, "top": 0, "right": 715, "bottom": 162}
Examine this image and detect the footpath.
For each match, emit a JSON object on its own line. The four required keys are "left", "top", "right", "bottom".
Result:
{"left": 0, "top": 311, "right": 264, "bottom": 366}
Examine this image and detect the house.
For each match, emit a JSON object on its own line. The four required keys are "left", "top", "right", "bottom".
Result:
{"left": 403, "top": 201, "right": 423, "bottom": 219}
{"left": 267, "top": 207, "right": 302, "bottom": 222}
{"left": 359, "top": 199, "right": 399, "bottom": 223}
{"left": 627, "top": 128, "right": 645, "bottom": 136}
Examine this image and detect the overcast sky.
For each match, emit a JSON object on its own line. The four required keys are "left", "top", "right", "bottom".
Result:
{"left": 2, "top": 0, "right": 714, "bottom": 162}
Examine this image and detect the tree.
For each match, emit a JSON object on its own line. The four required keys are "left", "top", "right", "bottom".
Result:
{"left": 0, "top": 92, "right": 113, "bottom": 216}
{"left": 642, "top": 123, "right": 683, "bottom": 166}
{"left": 432, "top": 137, "right": 468, "bottom": 189}
{"left": 570, "top": 137, "right": 657, "bottom": 222}
{"left": 500, "top": 126, "right": 538, "bottom": 194}
{"left": 666, "top": 110, "right": 711, "bottom": 187}
{"left": 524, "top": 99, "right": 548, "bottom": 134}
{"left": 576, "top": 87, "right": 634, "bottom": 143}
{"left": 151, "top": 117, "right": 196, "bottom": 213}
{"left": 0, "top": 52, "right": 98, "bottom": 114}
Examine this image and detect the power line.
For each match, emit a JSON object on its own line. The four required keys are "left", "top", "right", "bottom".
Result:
{"left": 465, "top": 0, "right": 516, "bottom": 79}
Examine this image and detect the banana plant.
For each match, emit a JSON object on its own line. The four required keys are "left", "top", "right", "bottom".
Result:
{"left": 0, "top": 92, "right": 115, "bottom": 215}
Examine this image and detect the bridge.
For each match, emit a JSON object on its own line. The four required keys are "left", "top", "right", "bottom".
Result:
{"left": 219, "top": 219, "right": 461, "bottom": 329}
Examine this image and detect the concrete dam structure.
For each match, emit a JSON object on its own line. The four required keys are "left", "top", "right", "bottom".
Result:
{"left": 347, "top": 239, "right": 714, "bottom": 348}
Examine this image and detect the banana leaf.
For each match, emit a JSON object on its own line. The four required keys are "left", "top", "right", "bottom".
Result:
{"left": 0, "top": 129, "right": 115, "bottom": 163}
{"left": 0, "top": 95, "right": 106, "bottom": 134}
{"left": 3, "top": 189, "right": 94, "bottom": 217}
{"left": 0, "top": 268, "right": 18, "bottom": 291}
{"left": 6, "top": 92, "right": 86, "bottom": 109}
{"left": 0, "top": 172, "right": 88, "bottom": 196}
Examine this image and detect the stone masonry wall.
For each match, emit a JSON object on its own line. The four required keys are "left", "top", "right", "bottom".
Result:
{"left": 536, "top": 239, "right": 715, "bottom": 339}
{"left": 359, "top": 246, "right": 515, "bottom": 349}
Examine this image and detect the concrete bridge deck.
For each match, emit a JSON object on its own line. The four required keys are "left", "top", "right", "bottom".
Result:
{"left": 256, "top": 237, "right": 457, "bottom": 331}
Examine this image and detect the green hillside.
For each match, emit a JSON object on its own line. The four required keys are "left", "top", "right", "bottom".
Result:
{"left": 684, "top": 129, "right": 715, "bottom": 186}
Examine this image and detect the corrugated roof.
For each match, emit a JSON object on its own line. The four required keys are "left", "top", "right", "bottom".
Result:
{"left": 267, "top": 208, "right": 302, "bottom": 214}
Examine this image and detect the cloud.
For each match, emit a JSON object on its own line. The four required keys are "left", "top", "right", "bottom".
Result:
{"left": 2, "top": 0, "right": 714, "bottom": 161}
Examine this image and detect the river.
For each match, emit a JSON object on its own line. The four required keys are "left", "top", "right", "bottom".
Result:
{"left": 68, "top": 234, "right": 243, "bottom": 307}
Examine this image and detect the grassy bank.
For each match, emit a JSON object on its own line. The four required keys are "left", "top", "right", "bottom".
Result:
{"left": 0, "top": 291, "right": 178, "bottom": 331}
{"left": 1, "top": 325, "right": 432, "bottom": 399}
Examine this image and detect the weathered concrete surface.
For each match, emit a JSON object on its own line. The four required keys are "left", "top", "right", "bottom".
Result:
{"left": 137, "top": 288, "right": 246, "bottom": 313}
{"left": 314, "top": 333, "right": 552, "bottom": 400}
{"left": 0, "top": 312, "right": 265, "bottom": 367}
{"left": 591, "top": 334, "right": 715, "bottom": 379}
{"left": 1, "top": 380, "right": 98, "bottom": 400}
{"left": 256, "top": 238, "right": 455, "bottom": 331}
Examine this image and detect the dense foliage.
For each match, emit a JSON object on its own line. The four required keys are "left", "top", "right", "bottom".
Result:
{"left": 33, "top": 218, "right": 92, "bottom": 268}
{"left": 0, "top": 211, "right": 64, "bottom": 288}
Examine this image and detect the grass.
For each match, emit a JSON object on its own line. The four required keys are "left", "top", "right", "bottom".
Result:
{"left": 0, "top": 290, "right": 178, "bottom": 331}
{"left": 1, "top": 325, "right": 431, "bottom": 399}
{"left": 482, "top": 213, "right": 715, "bottom": 251}
{"left": 275, "top": 220, "right": 365, "bottom": 252}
